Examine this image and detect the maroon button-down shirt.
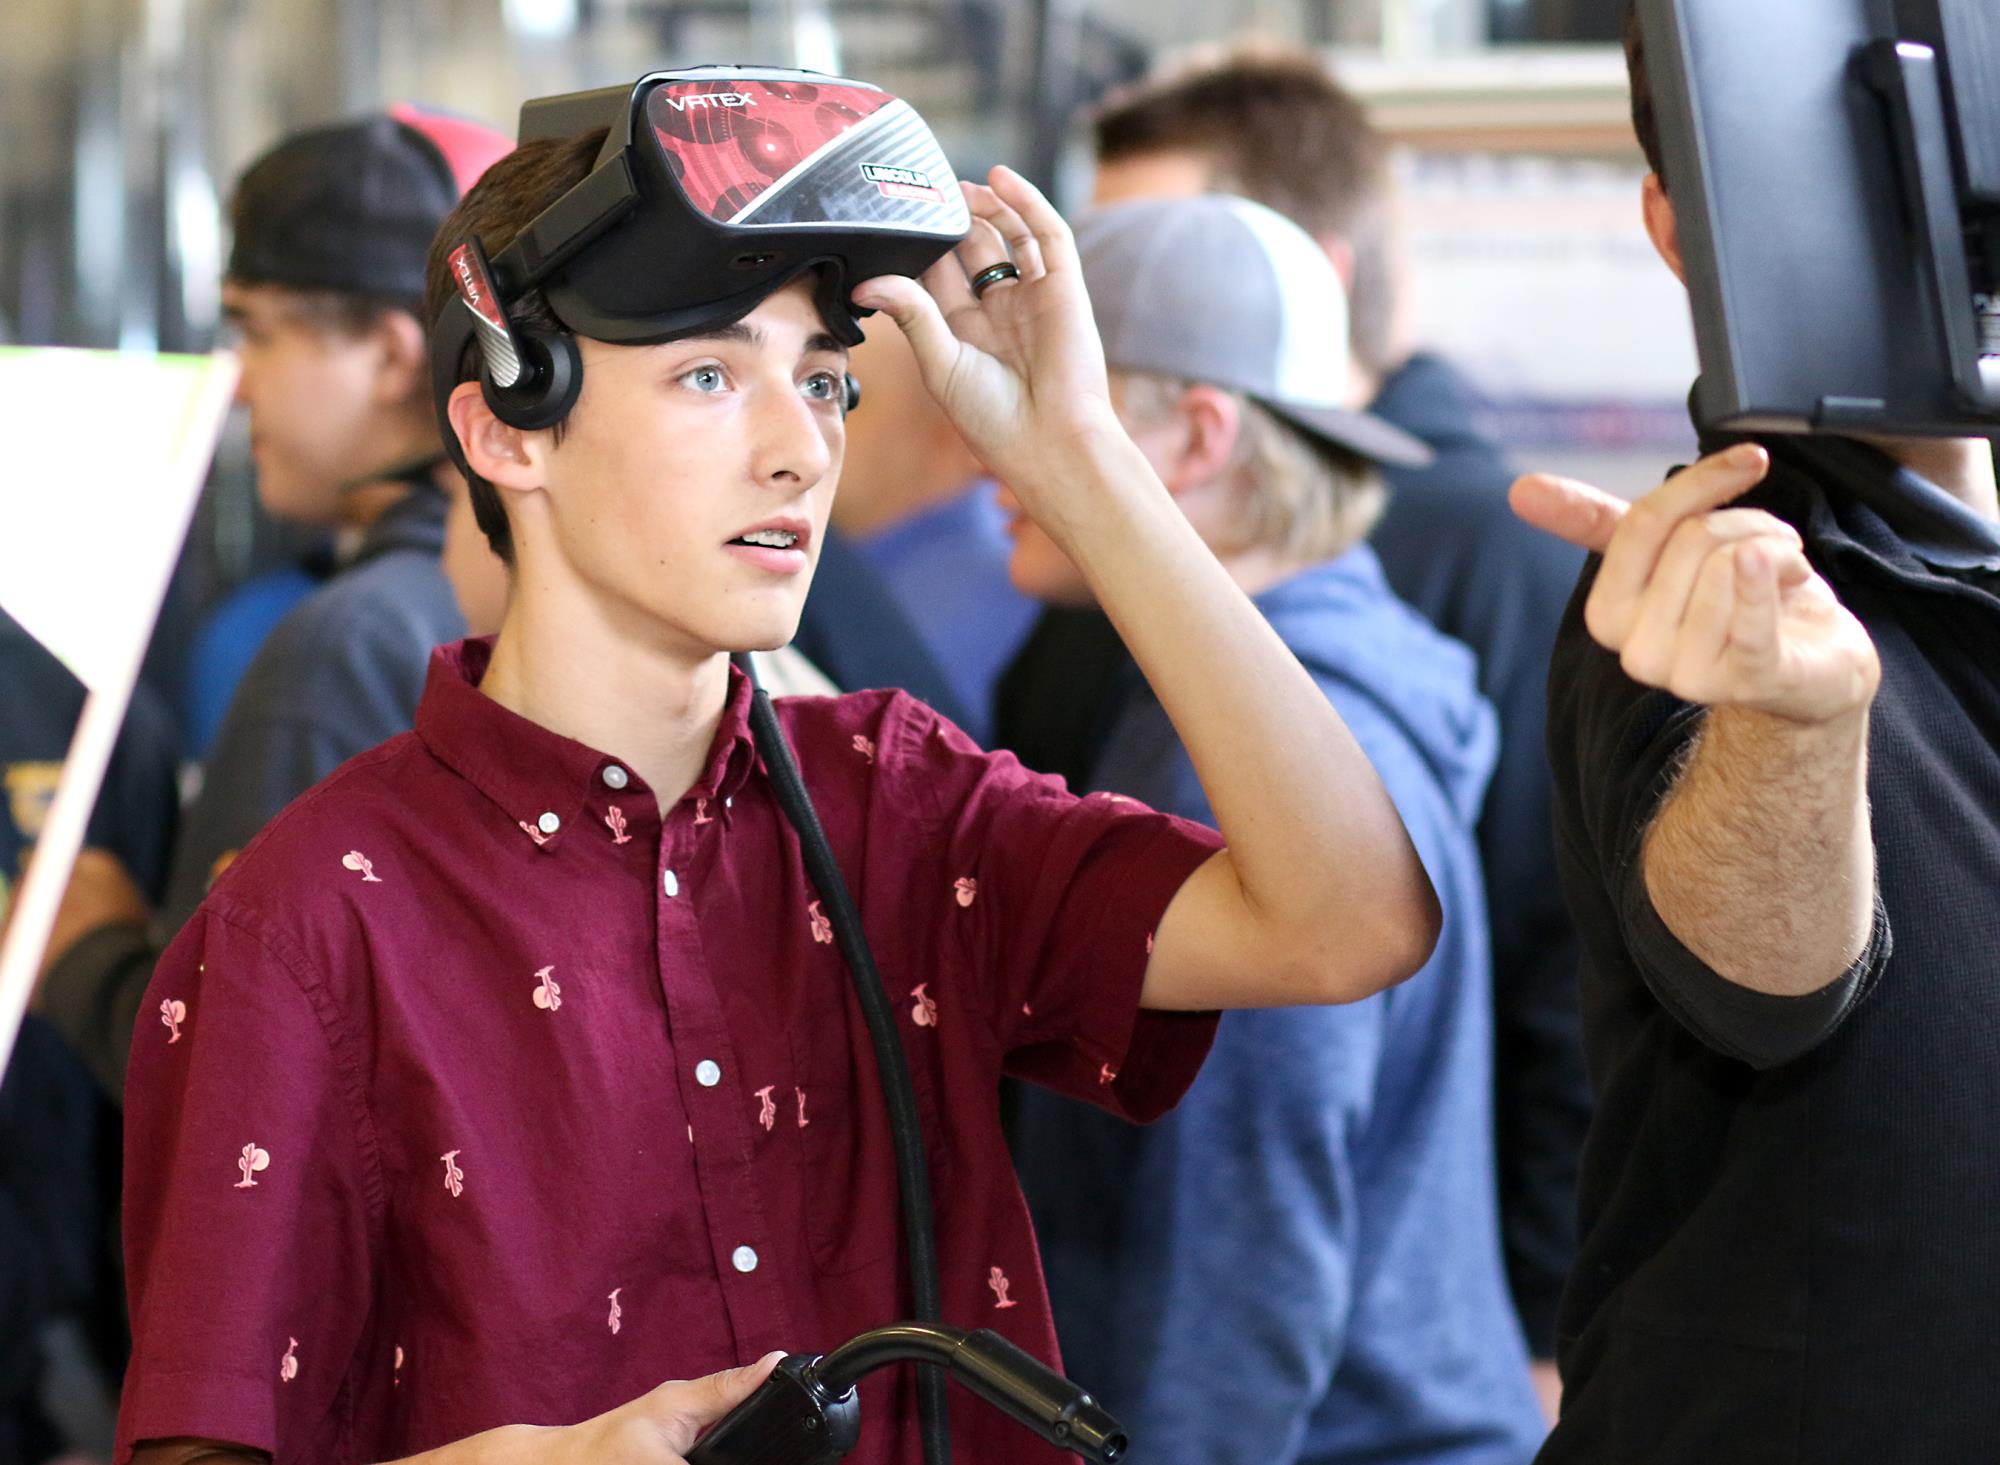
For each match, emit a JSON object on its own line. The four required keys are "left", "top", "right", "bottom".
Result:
{"left": 117, "top": 639, "right": 1220, "bottom": 1465}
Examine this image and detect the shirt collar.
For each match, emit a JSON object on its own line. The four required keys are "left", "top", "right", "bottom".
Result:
{"left": 415, "top": 638, "right": 760, "bottom": 847}
{"left": 1695, "top": 399, "right": 2000, "bottom": 575}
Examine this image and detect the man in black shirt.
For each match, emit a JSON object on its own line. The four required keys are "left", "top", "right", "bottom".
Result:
{"left": 1512, "top": 12, "right": 2000, "bottom": 1460}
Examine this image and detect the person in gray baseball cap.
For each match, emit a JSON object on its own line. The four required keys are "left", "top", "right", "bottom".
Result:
{"left": 1012, "top": 194, "right": 1548, "bottom": 1465}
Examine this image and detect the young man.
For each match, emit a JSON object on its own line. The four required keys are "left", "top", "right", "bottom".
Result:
{"left": 34, "top": 108, "right": 510, "bottom": 1100}
{"left": 113, "top": 81, "right": 1442, "bottom": 1465}
{"left": 1505, "top": 10, "right": 2000, "bottom": 1461}
{"left": 1010, "top": 194, "right": 1547, "bottom": 1465}
{"left": 990, "top": 47, "right": 1589, "bottom": 1386}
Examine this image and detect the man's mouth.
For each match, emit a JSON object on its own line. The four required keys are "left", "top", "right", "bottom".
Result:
{"left": 729, "top": 528, "right": 801, "bottom": 549}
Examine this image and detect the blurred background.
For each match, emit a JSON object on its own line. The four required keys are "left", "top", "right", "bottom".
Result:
{"left": 2, "top": 0, "right": 1692, "bottom": 694}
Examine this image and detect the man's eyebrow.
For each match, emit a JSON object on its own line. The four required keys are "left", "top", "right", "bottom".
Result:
{"left": 673, "top": 321, "right": 761, "bottom": 349}
{"left": 670, "top": 322, "right": 847, "bottom": 357}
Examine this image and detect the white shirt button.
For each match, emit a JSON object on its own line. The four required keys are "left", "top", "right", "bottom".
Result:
{"left": 662, "top": 868, "right": 680, "bottom": 898}
{"left": 602, "top": 765, "right": 629, "bottom": 790}
{"left": 536, "top": 811, "right": 561, "bottom": 835}
{"left": 695, "top": 1059, "right": 721, "bottom": 1087}
{"left": 732, "top": 1245, "right": 759, "bottom": 1274}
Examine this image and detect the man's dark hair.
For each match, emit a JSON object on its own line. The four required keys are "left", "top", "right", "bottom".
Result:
{"left": 1091, "top": 45, "right": 1398, "bottom": 378}
{"left": 1626, "top": 3, "right": 1666, "bottom": 180}
{"left": 424, "top": 129, "right": 606, "bottom": 565}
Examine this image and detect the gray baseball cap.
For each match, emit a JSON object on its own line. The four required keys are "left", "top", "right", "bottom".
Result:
{"left": 1074, "top": 194, "right": 1433, "bottom": 469}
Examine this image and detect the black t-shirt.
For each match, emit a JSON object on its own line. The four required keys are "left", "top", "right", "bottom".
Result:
{"left": 1542, "top": 432, "right": 2000, "bottom": 1465}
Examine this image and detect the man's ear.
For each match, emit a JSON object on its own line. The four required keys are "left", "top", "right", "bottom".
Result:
{"left": 447, "top": 380, "right": 542, "bottom": 491}
{"left": 1163, "top": 384, "right": 1242, "bottom": 497}
{"left": 371, "top": 310, "right": 432, "bottom": 410}
{"left": 1641, "top": 174, "right": 1687, "bottom": 284}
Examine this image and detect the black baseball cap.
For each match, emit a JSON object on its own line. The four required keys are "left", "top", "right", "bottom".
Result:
{"left": 228, "top": 103, "right": 511, "bottom": 308}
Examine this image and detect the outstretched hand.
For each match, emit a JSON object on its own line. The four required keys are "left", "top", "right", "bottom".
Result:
{"left": 852, "top": 166, "right": 1124, "bottom": 534}
{"left": 1510, "top": 445, "right": 1880, "bottom": 725}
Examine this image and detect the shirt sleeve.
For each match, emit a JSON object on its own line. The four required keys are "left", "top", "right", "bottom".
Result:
{"left": 116, "top": 901, "right": 380, "bottom": 1464}
{"left": 1552, "top": 569, "right": 1893, "bottom": 1070}
{"left": 889, "top": 697, "right": 1223, "bottom": 1123}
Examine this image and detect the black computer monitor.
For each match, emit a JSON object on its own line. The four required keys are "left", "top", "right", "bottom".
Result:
{"left": 1642, "top": 0, "right": 1999, "bottom": 439}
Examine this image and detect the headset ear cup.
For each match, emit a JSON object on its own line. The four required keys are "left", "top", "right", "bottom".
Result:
{"left": 843, "top": 372, "right": 861, "bottom": 414}
{"left": 480, "top": 330, "right": 583, "bottom": 431}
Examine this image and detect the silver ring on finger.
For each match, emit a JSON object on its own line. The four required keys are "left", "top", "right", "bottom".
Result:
{"left": 969, "top": 261, "right": 1021, "bottom": 299}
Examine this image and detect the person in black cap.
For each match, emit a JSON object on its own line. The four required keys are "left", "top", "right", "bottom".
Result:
{"left": 32, "top": 107, "right": 511, "bottom": 1101}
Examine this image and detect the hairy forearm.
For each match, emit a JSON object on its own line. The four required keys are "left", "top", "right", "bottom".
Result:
{"left": 1047, "top": 425, "right": 1439, "bottom": 991}
{"left": 1643, "top": 704, "right": 1875, "bottom": 995}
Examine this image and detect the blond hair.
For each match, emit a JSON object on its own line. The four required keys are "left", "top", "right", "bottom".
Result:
{"left": 1120, "top": 372, "right": 1385, "bottom": 564}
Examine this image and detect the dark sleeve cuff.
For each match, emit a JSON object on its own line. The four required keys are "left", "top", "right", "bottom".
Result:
{"left": 38, "top": 921, "right": 160, "bottom": 1103}
{"left": 1619, "top": 868, "right": 1892, "bottom": 1070}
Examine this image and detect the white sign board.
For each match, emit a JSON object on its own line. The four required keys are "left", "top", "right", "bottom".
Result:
{"left": 0, "top": 347, "right": 238, "bottom": 1080}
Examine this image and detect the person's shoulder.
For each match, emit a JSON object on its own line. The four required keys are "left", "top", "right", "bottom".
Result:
{"left": 283, "top": 546, "right": 460, "bottom": 650}
{"left": 199, "top": 730, "right": 427, "bottom": 916}
{"left": 231, "top": 557, "right": 456, "bottom": 716}
{"left": 775, "top": 685, "right": 966, "bottom": 753}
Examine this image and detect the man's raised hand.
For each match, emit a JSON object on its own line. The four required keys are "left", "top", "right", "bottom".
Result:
{"left": 851, "top": 166, "right": 1123, "bottom": 539}
{"left": 1510, "top": 445, "right": 1880, "bottom": 725}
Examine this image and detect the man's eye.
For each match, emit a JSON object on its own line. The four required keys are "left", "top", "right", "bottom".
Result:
{"left": 682, "top": 365, "right": 727, "bottom": 393}
{"left": 801, "top": 371, "right": 840, "bottom": 401}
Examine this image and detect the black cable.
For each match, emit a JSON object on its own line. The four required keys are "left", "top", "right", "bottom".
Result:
{"left": 738, "top": 656, "right": 953, "bottom": 1465}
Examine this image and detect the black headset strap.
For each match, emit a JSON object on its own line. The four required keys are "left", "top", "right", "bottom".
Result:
{"left": 736, "top": 654, "right": 953, "bottom": 1465}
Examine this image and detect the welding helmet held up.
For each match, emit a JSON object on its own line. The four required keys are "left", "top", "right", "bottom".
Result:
{"left": 430, "top": 66, "right": 971, "bottom": 449}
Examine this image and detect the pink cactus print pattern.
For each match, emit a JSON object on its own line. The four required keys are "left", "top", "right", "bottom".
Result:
{"left": 394, "top": 1346, "right": 404, "bottom": 1387}
{"left": 755, "top": 1085, "right": 778, "bottom": 1131}
{"left": 1145, "top": 931, "right": 1154, "bottom": 955}
{"left": 910, "top": 984, "right": 938, "bottom": 1027}
{"left": 532, "top": 966, "right": 562, "bottom": 1011}
{"left": 235, "top": 1143, "right": 270, "bottom": 1188}
{"left": 341, "top": 851, "right": 383, "bottom": 883}
{"left": 954, "top": 877, "right": 978, "bottom": 908}
{"left": 604, "top": 806, "right": 632, "bottom": 844}
{"left": 518, "top": 821, "right": 549, "bottom": 847}
{"left": 280, "top": 1337, "right": 299, "bottom": 1381}
{"left": 608, "top": 1288, "right": 623, "bottom": 1334}
{"left": 796, "top": 1088, "right": 810, "bottom": 1128}
{"left": 853, "top": 735, "right": 877, "bottom": 763}
{"left": 160, "top": 998, "right": 186, "bottom": 1043}
{"left": 988, "top": 1267, "right": 1018, "bottom": 1309}
{"left": 694, "top": 797, "right": 713, "bottom": 826}
{"left": 441, "top": 1150, "right": 464, "bottom": 1198}
{"left": 809, "top": 900, "right": 833, "bottom": 945}
{"left": 1099, "top": 1064, "right": 1119, "bottom": 1086}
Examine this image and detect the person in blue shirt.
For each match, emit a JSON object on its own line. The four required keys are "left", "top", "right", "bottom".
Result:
{"left": 994, "top": 53, "right": 1590, "bottom": 1398}
{"left": 1010, "top": 196, "right": 1545, "bottom": 1464}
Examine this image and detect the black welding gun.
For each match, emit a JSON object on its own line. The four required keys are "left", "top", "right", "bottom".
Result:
{"left": 685, "top": 1322, "right": 1127, "bottom": 1465}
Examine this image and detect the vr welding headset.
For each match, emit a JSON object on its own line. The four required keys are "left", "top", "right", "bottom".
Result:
{"left": 1643, "top": 0, "right": 2000, "bottom": 439}
{"left": 429, "top": 65, "right": 971, "bottom": 462}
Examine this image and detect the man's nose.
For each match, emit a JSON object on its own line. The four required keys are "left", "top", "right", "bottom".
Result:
{"left": 753, "top": 382, "right": 835, "bottom": 488}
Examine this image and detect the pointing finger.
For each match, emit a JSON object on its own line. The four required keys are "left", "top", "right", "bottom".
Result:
{"left": 1509, "top": 473, "right": 1627, "bottom": 554}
